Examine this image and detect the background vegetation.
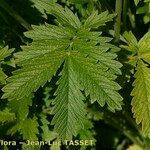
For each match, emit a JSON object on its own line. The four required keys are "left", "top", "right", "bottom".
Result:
{"left": 0, "top": 0, "right": 150, "bottom": 150}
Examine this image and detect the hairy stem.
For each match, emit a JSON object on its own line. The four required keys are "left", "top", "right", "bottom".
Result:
{"left": 114, "top": 0, "right": 123, "bottom": 42}
{"left": 123, "top": 0, "right": 128, "bottom": 30}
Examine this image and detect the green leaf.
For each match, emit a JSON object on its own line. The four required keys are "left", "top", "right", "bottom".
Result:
{"left": 136, "top": 1, "right": 150, "bottom": 24}
{"left": 0, "top": 46, "right": 13, "bottom": 61}
{"left": 20, "top": 117, "right": 39, "bottom": 140}
{"left": 122, "top": 31, "right": 150, "bottom": 138}
{"left": 0, "top": 68, "right": 7, "bottom": 84}
{"left": 0, "top": 109, "right": 15, "bottom": 123}
{"left": 22, "top": 144, "right": 41, "bottom": 150}
{"left": 138, "top": 31, "right": 150, "bottom": 53}
{"left": 84, "top": 11, "right": 115, "bottom": 29}
{"left": 51, "top": 57, "right": 86, "bottom": 139}
{"left": 144, "top": 138, "right": 150, "bottom": 150}
{"left": 134, "top": 0, "right": 141, "bottom": 6}
{"left": 72, "top": 54, "right": 122, "bottom": 112}
{"left": 67, "top": 0, "right": 89, "bottom": 4}
{"left": 131, "top": 60, "right": 150, "bottom": 137}
{"left": 3, "top": 146, "right": 9, "bottom": 150}
{"left": 127, "top": 144, "right": 142, "bottom": 150}
{"left": 122, "top": 31, "right": 138, "bottom": 53}
{"left": 31, "top": 0, "right": 81, "bottom": 29}
{"left": 40, "top": 114, "right": 58, "bottom": 141}
{"left": 144, "top": 0, "right": 150, "bottom": 2}
{"left": 2, "top": 40, "right": 65, "bottom": 101}
{"left": 50, "top": 141, "right": 61, "bottom": 150}
{"left": 8, "top": 117, "right": 39, "bottom": 140}
{"left": 137, "top": 2, "right": 149, "bottom": 14}
{"left": 78, "top": 119, "right": 95, "bottom": 141}
{"left": 138, "top": 31, "right": 150, "bottom": 64}
{"left": 43, "top": 86, "right": 53, "bottom": 107}
{"left": 8, "top": 94, "right": 33, "bottom": 119}
{"left": 2, "top": 3, "right": 122, "bottom": 139}
{"left": 122, "top": 31, "right": 150, "bottom": 65}
{"left": 0, "top": 47, "right": 13, "bottom": 84}
{"left": 51, "top": 142, "right": 61, "bottom": 150}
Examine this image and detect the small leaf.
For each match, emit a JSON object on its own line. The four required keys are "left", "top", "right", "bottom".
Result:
{"left": 40, "top": 114, "right": 58, "bottom": 141}
{"left": 0, "top": 47, "right": 14, "bottom": 84}
{"left": 0, "top": 68, "right": 7, "bottom": 84}
{"left": 31, "top": 0, "right": 81, "bottom": 29}
{"left": 9, "top": 117, "right": 39, "bottom": 140}
{"left": 0, "top": 47, "right": 13, "bottom": 61}
{"left": 51, "top": 143, "right": 61, "bottom": 150}
{"left": 84, "top": 11, "right": 115, "bottom": 29}
{"left": 134, "top": 0, "right": 141, "bottom": 6}
{"left": 122, "top": 31, "right": 138, "bottom": 53}
{"left": 138, "top": 31, "right": 150, "bottom": 64}
{"left": 20, "top": 117, "right": 39, "bottom": 140}
{"left": 0, "top": 109, "right": 15, "bottom": 123}
{"left": 8, "top": 95, "right": 33, "bottom": 119}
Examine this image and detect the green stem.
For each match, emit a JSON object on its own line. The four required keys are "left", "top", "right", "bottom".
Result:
{"left": 114, "top": 0, "right": 123, "bottom": 42}
{"left": 128, "top": 8, "right": 136, "bottom": 29}
{"left": 123, "top": 130, "right": 143, "bottom": 148}
{"left": 123, "top": 0, "right": 128, "bottom": 30}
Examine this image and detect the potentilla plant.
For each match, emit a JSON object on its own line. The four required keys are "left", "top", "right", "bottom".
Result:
{"left": 0, "top": 0, "right": 150, "bottom": 150}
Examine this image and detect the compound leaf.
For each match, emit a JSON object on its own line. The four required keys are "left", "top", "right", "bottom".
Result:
{"left": 2, "top": 2, "right": 122, "bottom": 139}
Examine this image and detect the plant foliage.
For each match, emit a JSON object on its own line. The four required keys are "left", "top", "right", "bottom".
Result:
{"left": 2, "top": 1, "right": 122, "bottom": 140}
{"left": 123, "top": 31, "right": 150, "bottom": 138}
{"left": 0, "top": 0, "right": 150, "bottom": 149}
